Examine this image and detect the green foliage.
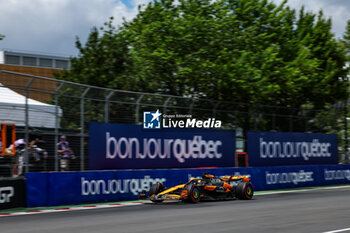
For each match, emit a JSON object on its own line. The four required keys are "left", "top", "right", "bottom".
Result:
{"left": 0, "top": 34, "right": 4, "bottom": 40}
{"left": 343, "top": 20, "right": 350, "bottom": 54}
{"left": 59, "top": 17, "right": 133, "bottom": 90}
{"left": 57, "top": 0, "right": 349, "bottom": 132}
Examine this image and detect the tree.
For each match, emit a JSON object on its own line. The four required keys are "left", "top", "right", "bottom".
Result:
{"left": 57, "top": 0, "right": 349, "bottom": 132}
{"left": 59, "top": 17, "right": 132, "bottom": 90}
{"left": 343, "top": 20, "right": 350, "bottom": 56}
{"left": 124, "top": 1, "right": 347, "bottom": 105}
{"left": 0, "top": 34, "right": 4, "bottom": 40}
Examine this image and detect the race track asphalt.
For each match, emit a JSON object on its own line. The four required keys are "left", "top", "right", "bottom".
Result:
{"left": 1, "top": 186, "right": 350, "bottom": 233}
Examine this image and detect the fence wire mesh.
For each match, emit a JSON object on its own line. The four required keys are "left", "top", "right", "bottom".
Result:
{"left": 0, "top": 70, "right": 348, "bottom": 177}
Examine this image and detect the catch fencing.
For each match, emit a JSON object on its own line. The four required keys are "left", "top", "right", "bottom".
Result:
{"left": 0, "top": 70, "right": 348, "bottom": 177}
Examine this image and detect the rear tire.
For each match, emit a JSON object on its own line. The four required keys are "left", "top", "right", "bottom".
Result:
{"left": 235, "top": 182, "right": 254, "bottom": 200}
{"left": 184, "top": 184, "right": 201, "bottom": 203}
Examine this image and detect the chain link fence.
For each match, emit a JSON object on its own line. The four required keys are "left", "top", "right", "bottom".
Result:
{"left": 0, "top": 70, "right": 348, "bottom": 177}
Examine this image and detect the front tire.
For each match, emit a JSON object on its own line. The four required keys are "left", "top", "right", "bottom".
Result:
{"left": 235, "top": 182, "right": 254, "bottom": 200}
{"left": 149, "top": 182, "right": 164, "bottom": 196}
{"left": 149, "top": 183, "right": 165, "bottom": 203}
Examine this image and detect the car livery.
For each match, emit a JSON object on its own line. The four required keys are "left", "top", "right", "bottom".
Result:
{"left": 139, "top": 174, "right": 254, "bottom": 203}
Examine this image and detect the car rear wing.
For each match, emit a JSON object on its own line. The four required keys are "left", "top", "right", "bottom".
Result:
{"left": 221, "top": 175, "right": 250, "bottom": 182}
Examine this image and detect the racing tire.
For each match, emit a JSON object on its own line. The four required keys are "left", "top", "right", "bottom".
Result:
{"left": 149, "top": 183, "right": 165, "bottom": 203}
{"left": 184, "top": 184, "right": 201, "bottom": 203}
{"left": 235, "top": 182, "right": 254, "bottom": 200}
{"left": 149, "top": 182, "right": 165, "bottom": 196}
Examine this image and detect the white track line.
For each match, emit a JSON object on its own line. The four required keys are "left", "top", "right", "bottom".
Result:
{"left": 0, "top": 202, "right": 148, "bottom": 217}
{"left": 323, "top": 227, "right": 350, "bottom": 233}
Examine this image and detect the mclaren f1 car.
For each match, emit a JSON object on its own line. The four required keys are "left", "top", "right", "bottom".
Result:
{"left": 139, "top": 174, "right": 254, "bottom": 203}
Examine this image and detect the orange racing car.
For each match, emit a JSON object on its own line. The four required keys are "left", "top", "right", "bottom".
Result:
{"left": 139, "top": 174, "right": 254, "bottom": 203}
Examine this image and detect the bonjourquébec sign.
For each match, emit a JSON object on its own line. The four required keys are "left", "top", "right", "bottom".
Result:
{"left": 247, "top": 131, "right": 338, "bottom": 166}
{"left": 89, "top": 122, "right": 235, "bottom": 170}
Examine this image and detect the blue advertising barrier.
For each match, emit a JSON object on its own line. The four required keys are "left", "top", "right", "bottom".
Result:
{"left": 247, "top": 131, "right": 338, "bottom": 166}
{"left": 89, "top": 122, "right": 236, "bottom": 170}
{"left": 26, "top": 165, "right": 350, "bottom": 207}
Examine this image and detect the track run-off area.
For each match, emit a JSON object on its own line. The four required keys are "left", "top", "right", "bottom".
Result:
{"left": 1, "top": 185, "right": 350, "bottom": 233}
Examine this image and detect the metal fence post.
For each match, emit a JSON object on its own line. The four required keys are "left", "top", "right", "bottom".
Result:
{"left": 135, "top": 95, "right": 144, "bottom": 124}
{"left": 24, "top": 78, "right": 34, "bottom": 173}
{"left": 345, "top": 103, "right": 348, "bottom": 155}
{"left": 163, "top": 97, "right": 171, "bottom": 115}
{"left": 54, "top": 83, "right": 64, "bottom": 171}
{"left": 254, "top": 112, "right": 258, "bottom": 130}
{"left": 105, "top": 91, "right": 114, "bottom": 123}
{"left": 189, "top": 99, "right": 195, "bottom": 115}
{"left": 305, "top": 116, "right": 308, "bottom": 132}
{"left": 80, "top": 87, "right": 90, "bottom": 171}
{"left": 212, "top": 101, "right": 221, "bottom": 118}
